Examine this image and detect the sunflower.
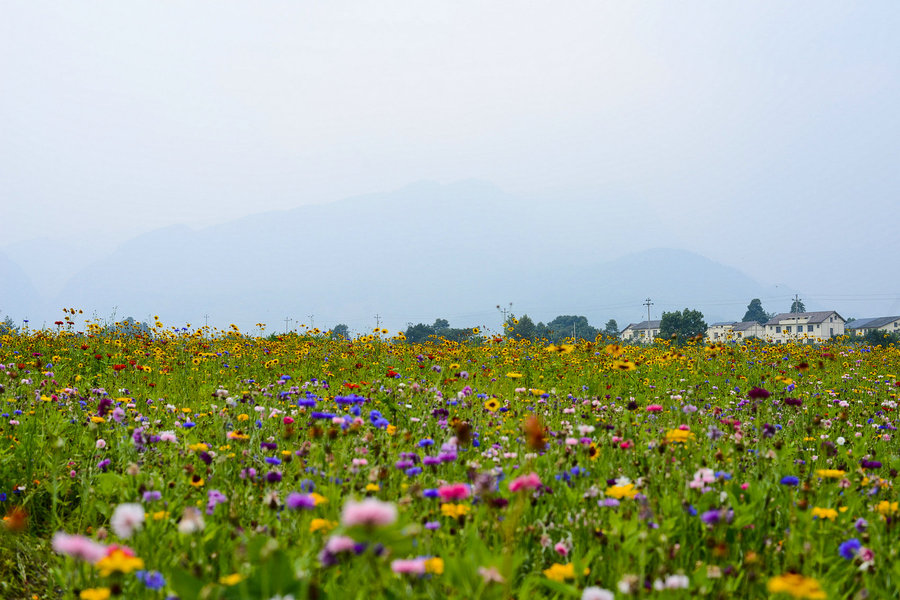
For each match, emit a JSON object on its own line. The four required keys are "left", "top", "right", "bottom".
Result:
{"left": 484, "top": 399, "right": 501, "bottom": 412}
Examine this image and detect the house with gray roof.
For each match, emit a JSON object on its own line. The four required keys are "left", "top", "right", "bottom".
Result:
{"left": 620, "top": 320, "right": 661, "bottom": 343}
{"left": 847, "top": 316, "right": 900, "bottom": 337}
{"left": 764, "top": 311, "right": 845, "bottom": 343}
{"left": 707, "top": 320, "right": 766, "bottom": 342}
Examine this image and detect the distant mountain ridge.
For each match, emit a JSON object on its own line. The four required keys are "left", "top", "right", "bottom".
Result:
{"left": 3, "top": 181, "right": 785, "bottom": 332}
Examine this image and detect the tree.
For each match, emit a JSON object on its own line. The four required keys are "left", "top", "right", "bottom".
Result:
{"left": 404, "top": 322, "right": 436, "bottom": 344}
{"left": 742, "top": 299, "right": 770, "bottom": 324}
{"left": 602, "top": 319, "right": 619, "bottom": 337}
{"left": 331, "top": 324, "right": 349, "bottom": 340}
{"left": 658, "top": 308, "right": 707, "bottom": 344}
{"left": 790, "top": 299, "right": 806, "bottom": 313}
{"left": 506, "top": 314, "right": 537, "bottom": 341}
{"left": 544, "top": 315, "right": 598, "bottom": 343}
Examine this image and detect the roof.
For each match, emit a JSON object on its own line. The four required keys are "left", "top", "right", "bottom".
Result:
{"left": 709, "top": 322, "right": 736, "bottom": 327}
{"left": 622, "top": 320, "right": 661, "bottom": 331}
{"left": 731, "top": 321, "right": 764, "bottom": 331}
{"left": 765, "top": 311, "right": 845, "bottom": 326}
{"left": 847, "top": 316, "right": 900, "bottom": 330}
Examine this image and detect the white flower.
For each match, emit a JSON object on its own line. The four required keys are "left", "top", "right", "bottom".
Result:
{"left": 581, "top": 586, "right": 614, "bottom": 600}
{"left": 110, "top": 503, "right": 144, "bottom": 538}
{"left": 177, "top": 507, "right": 205, "bottom": 534}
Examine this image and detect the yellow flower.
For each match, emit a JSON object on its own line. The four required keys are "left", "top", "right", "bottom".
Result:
{"left": 542, "top": 562, "right": 588, "bottom": 582}
{"left": 95, "top": 549, "right": 145, "bottom": 576}
{"left": 877, "top": 500, "right": 898, "bottom": 515}
{"left": 810, "top": 507, "right": 838, "bottom": 521}
{"left": 506, "top": 372, "right": 523, "bottom": 378}
{"left": 365, "top": 483, "right": 380, "bottom": 492}
{"left": 227, "top": 431, "right": 249, "bottom": 441}
{"left": 80, "top": 588, "right": 111, "bottom": 600}
{"left": 310, "top": 492, "right": 328, "bottom": 505}
{"left": 424, "top": 557, "right": 444, "bottom": 575}
{"left": 484, "top": 399, "right": 501, "bottom": 412}
{"left": 665, "top": 429, "right": 695, "bottom": 443}
{"left": 219, "top": 573, "right": 243, "bottom": 586}
{"left": 612, "top": 360, "right": 636, "bottom": 371}
{"left": 767, "top": 573, "right": 826, "bottom": 599}
{"left": 441, "top": 504, "right": 471, "bottom": 518}
{"left": 188, "top": 443, "right": 208, "bottom": 452}
{"left": 190, "top": 475, "right": 205, "bottom": 487}
{"left": 90, "top": 416, "right": 105, "bottom": 424}
{"left": 309, "top": 518, "right": 337, "bottom": 533}
{"left": 386, "top": 424, "right": 397, "bottom": 435}
{"left": 237, "top": 414, "right": 250, "bottom": 422}
{"left": 152, "top": 510, "right": 170, "bottom": 521}
{"left": 605, "top": 484, "right": 638, "bottom": 499}
{"left": 815, "top": 469, "right": 846, "bottom": 479}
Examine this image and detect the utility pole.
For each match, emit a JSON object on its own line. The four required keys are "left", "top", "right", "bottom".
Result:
{"left": 644, "top": 298, "right": 653, "bottom": 341}
{"left": 284, "top": 316, "right": 291, "bottom": 334}
{"left": 308, "top": 314, "right": 315, "bottom": 329}
{"left": 374, "top": 314, "right": 382, "bottom": 329}
{"left": 496, "top": 302, "right": 513, "bottom": 331}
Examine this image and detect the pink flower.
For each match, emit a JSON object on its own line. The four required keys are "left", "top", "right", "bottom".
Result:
{"left": 509, "top": 472, "right": 541, "bottom": 492}
{"left": 391, "top": 558, "right": 427, "bottom": 574}
{"left": 95, "top": 439, "right": 106, "bottom": 449}
{"left": 647, "top": 404, "right": 663, "bottom": 413}
{"left": 325, "top": 535, "right": 358, "bottom": 554}
{"left": 159, "top": 431, "right": 177, "bottom": 443}
{"left": 554, "top": 542, "right": 569, "bottom": 556}
{"left": 341, "top": 498, "right": 398, "bottom": 528}
{"left": 51, "top": 532, "right": 107, "bottom": 563}
{"left": 110, "top": 503, "right": 144, "bottom": 538}
{"left": 437, "top": 483, "right": 470, "bottom": 501}
{"left": 283, "top": 416, "right": 294, "bottom": 425}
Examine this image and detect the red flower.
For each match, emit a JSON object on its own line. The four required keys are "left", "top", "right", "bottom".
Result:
{"left": 112, "top": 364, "right": 127, "bottom": 372}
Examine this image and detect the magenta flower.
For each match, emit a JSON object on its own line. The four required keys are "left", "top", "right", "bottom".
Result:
{"left": 508, "top": 472, "right": 541, "bottom": 492}
{"left": 437, "top": 483, "right": 470, "bottom": 501}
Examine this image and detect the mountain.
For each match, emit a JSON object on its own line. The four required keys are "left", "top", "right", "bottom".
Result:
{"left": 45, "top": 181, "right": 780, "bottom": 334}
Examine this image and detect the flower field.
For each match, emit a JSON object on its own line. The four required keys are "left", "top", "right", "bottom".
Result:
{"left": 2, "top": 324, "right": 900, "bottom": 599}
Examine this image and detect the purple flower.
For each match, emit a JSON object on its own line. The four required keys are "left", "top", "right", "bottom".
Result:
{"left": 266, "top": 471, "right": 282, "bottom": 483}
{"left": 700, "top": 509, "right": 721, "bottom": 525}
{"left": 286, "top": 492, "right": 316, "bottom": 510}
{"left": 98, "top": 458, "right": 111, "bottom": 471}
{"left": 142, "top": 490, "right": 162, "bottom": 502}
{"left": 748, "top": 387, "right": 770, "bottom": 400}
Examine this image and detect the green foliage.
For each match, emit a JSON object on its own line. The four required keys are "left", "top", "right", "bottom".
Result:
{"left": 542, "top": 315, "right": 598, "bottom": 343}
{"left": 505, "top": 314, "right": 537, "bottom": 341}
{"left": 403, "top": 318, "right": 473, "bottom": 344}
{"left": 602, "top": 319, "right": 619, "bottom": 337}
{"left": 742, "top": 299, "right": 771, "bottom": 325}
{"left": 330, "top": 324, "right": 350, "bottom": 340}
{"left": 658, "top": 307, "right": 707, "bottom": 344}
{"left": 790, "top": 299, "right": 806, "bottom": 313}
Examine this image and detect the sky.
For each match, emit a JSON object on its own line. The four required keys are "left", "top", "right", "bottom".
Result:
{"left": 2, "top": 1, "right": 899, "bottom": 323}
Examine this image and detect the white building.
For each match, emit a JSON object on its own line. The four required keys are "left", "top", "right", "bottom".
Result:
{"left": 707, "top": 321, "right": 766, "bottom": 342}
{"left": 764, "top": 311, "right": 845, "bottom": 343}
{"left": 620, "top": 320, "right": 661, "bottom": 343}
{"left": 847, "top": 316, "right": 900, "bottom": 337}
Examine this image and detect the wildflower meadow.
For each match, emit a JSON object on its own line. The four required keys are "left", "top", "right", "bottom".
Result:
{"left": 2, "top": 318, "right": 899, "bottom": 599}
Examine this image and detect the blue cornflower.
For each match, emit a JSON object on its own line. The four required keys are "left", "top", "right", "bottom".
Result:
{"left": 839, "top": 538, "right": 861, "bottom": 560}
{"left": 136, "top": 570, "right": 166, "bottom": 590}
{"left": 780, "top": 476, "right": 799, "bottom": 486}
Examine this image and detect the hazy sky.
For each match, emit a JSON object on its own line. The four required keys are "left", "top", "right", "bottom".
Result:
{"left": 2, "top": 2, "right": 899, "bottom": 304}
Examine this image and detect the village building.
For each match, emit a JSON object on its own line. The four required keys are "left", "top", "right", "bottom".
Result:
{"left": 846, "top": 316, "right": 900, "bottom": 337}
{"left": 764, "top": 311, "right": 845, "bottom": 343}
{"left": 620, "top": 320, "right": 661, "bottom": 343}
